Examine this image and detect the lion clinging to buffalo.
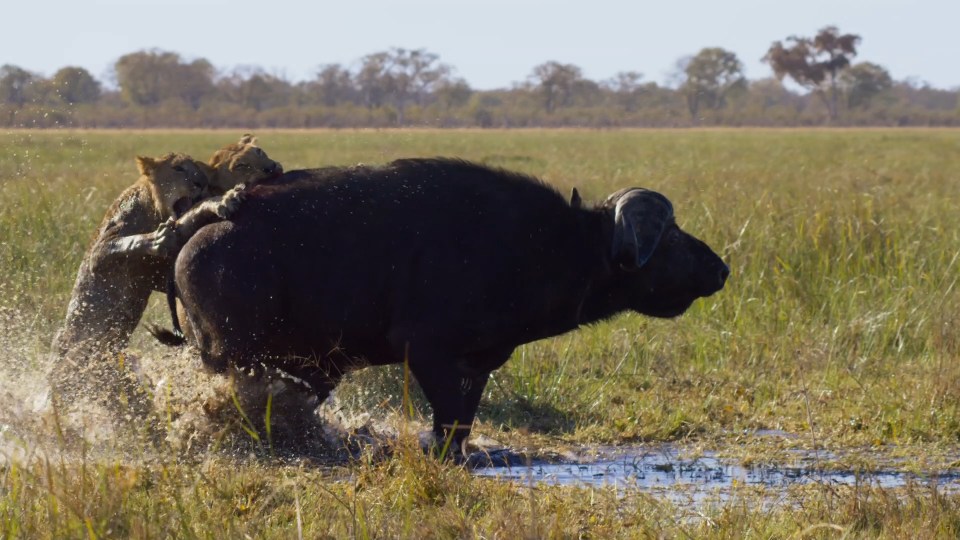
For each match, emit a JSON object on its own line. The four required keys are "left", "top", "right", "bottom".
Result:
{"left": 50, "top": 142, "right": 727, "bottom": 455}
{"left": 48, "top": 134, "right": 282, "bottom": 418}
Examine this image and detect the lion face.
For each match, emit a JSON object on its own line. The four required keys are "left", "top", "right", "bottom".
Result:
{"left": 136, "top": 153, "right": 208, "bottom": 218}
{"left": 208, "top": 134, "right": 283, "bottom": 192}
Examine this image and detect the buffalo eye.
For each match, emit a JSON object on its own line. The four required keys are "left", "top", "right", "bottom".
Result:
{"left": 662, "top": 227, "right": 680, "bottom": 246}
{"left": 173, "top": 165, "right": 186, "bottom": 173}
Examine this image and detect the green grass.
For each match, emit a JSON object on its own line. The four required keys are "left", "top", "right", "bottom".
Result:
{"left": 2, "top": 128, "right": 960, "bottom": 536}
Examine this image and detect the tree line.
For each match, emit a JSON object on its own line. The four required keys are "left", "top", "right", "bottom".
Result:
{"left": 2, "top": 27, "right": 958, "bottom": 128}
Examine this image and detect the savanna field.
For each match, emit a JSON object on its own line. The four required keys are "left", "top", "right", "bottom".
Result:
{"left": 1, "top": 129, "right": 959, "bottom": 537}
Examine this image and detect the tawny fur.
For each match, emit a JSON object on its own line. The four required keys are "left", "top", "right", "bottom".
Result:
{"left": 51, "top": 153, "right": 207, "bottom": 359}
{"left": 204, "top": 133, "right": 283, "bottom": 194}
{"left": 51, "top": 134, "right": 283, "bottom": 360}
{"left": 47, "top": 136, "right": 282, "bottom": 423}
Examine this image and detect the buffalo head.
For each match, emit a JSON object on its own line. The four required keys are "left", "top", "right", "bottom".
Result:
{"left": 603, "top": 187, "right": 729, "bottom": 318}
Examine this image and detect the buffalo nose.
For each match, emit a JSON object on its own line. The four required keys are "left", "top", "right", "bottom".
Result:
{"left": 718, "top": 263, "right": 730, "bottom": 287}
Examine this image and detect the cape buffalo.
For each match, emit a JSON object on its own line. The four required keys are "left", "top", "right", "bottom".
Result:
{"left": 170, "top": 158, "right": 728, "bottom": 451}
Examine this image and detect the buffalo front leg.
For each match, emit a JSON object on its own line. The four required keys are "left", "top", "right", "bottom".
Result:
{"left": 408, "top": 360, "right": 491, "bottom": 457}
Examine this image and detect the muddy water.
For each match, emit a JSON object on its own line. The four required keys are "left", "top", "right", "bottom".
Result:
{"left": 0, "top": 300, "right": 339, "bottom": 465}
{"left": 472, "top": 445, "right": 960, "bottom": 502}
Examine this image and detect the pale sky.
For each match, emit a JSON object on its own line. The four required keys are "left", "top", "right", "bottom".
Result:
{"left": 4, "top": 0, "right": 958, "bottom": 90}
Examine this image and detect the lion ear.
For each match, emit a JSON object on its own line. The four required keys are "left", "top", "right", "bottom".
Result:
{"left": 136, "top": 155, "right": 158, "bottom": 175}
{"left": 196, "top": 161, "right": 215, "bottom": 181}
{"left": 239, "top": 133, "right": 257, "bottom": 146}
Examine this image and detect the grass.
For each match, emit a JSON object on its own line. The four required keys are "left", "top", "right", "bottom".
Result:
{"left": 3, "top": 435, "right": 960, "bottom": 538}
{"left": 2, "top": 128, "right": 960, "bottom": 536}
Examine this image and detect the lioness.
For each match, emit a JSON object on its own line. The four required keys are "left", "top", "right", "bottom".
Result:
{"left": 46, "top": 153, "right": 207, "bottom": 431}
{"left": 52, "top": 134, "right": 283, "bottom": 358}
{"left": 49, "top": 136, "right": 283, "bottom": 423}
{"left": 206, "top": 133, "right": 282, "bottom": 193}
{"left": 51, "top": 153, "right": 208, "bottom": 359}
{"left": 154, "top": 134, "right": 283, "bottom": 245}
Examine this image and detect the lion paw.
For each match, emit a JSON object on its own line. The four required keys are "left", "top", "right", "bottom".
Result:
{"left": 149, "top": 218, "right": 179, "bottom": 256}
{"left": 215, "top": 184, "right": 247, "bottom": 219}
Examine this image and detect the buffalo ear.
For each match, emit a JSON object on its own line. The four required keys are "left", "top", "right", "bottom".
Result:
{"left": 570, "top": 187, "right": 582, "bottom": 209}
{"left": 610, "top": 188, "right": 673, "bottom": 270}
{"left": 239, "top": 133, "right": 257, "bottom": 146}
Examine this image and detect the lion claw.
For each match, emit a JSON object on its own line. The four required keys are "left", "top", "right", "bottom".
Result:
{"left": 149, "top": 218, "right": 179, "bottom": 256}
{"left": 215, "top": 184, "right": 247, "bottom": 219}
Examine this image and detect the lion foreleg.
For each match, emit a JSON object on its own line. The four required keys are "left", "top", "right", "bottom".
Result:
{"left": 171, "top": 184, "right": 248, "bottom": 244}
{"left": 98, "top": 218, "right": 178, "bottom": 259}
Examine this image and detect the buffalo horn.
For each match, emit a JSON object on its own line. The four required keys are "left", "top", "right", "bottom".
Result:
{"left": 608, "top": 188, "right": 674, "bottom": 269}
{"left": 570, "top": 187, "right": 583, "bottom": 208}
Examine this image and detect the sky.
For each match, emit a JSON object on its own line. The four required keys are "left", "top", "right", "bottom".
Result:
{"left": 4, "top": 0, "right": 958, "bottom": 90}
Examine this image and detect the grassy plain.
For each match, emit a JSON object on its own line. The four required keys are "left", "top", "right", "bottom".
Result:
{"left": 1, "top": 128, "right": 959, "bottom": 537}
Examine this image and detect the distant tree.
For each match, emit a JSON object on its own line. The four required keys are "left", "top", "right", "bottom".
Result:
{"left": 763, "top": 26, "right": 860, "bottom": 121}
{"left": 313, "top": 63, "right": 356, "bottom": 106}
{"left": 355, "top": 51, "right": 391, "bottom": 109}
{"left": 177, "top": 58, "right": 215, "bottom": 109}
{"left": 841, "top": 62, "right": 892, "bottom": 109}
{"left": 51, "top": 67, "right": 101, "bottom": 105}
{"left": 221, "top": 68, "right": 293, "bottom": 111}
{"left": 571, "top": 78, "right": 603, "bottom": 108}
{"left": 114, "top": 50, "right": 214, "bottom": 108}
{"left": 400, "top": 48, "right": 450, "bottom": 106}
{"left": 895, "top": 80, "right": 959, "bottom": 110}
{"left": 115, "top": 50, "right": 177, "bottom": 106}
{"left": 746, "top": 78, "right": 801, "bottom": 114}
{"left": 529, "top": 61, "right": 583, "bottom": 114}
{"left": 0, "top": 65, "right": 36, "bottom": 107}
{"left": 606, "top": 71, "right": 645, "bottom": 111}
{"left": 355, "top": 48, "right": 453, "bottom": 123}
{"left": 434, "top": 78, "right": 472, "bottom": 110}
{"left": 679, "top": 48, "right": 745, "bottom": 122}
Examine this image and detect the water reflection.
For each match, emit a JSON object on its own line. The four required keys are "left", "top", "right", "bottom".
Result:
{"left": 472, "top": 446, "right": 960, "bottom": 495}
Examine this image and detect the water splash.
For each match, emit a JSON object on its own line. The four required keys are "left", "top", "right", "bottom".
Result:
{"left": 0, "top": 303, "right": 379, "bottom": 465}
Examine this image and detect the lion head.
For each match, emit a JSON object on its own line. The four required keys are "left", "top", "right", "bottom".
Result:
{"left": 206, "top": 134, "right": 283, "bottom": 193}
{"left": 136, "top": 153, "right": 208, "bottom": 219}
